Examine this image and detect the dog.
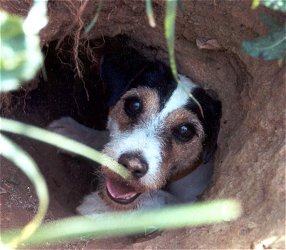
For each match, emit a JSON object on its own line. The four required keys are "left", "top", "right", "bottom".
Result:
{"left": 48, "top": 49, "right": 222, "bottom": 216}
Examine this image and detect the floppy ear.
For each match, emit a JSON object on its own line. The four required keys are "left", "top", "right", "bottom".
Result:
{"left": 188, "top": 88, "right": 222, "bottom": 163}
{"left": 100, "top": 49, "right": 147, "bottom": 107}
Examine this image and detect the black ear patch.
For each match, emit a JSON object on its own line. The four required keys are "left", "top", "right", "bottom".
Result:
{"left": 128, "top": 62, "right": 177, "bottom": 109}
{"left": 100, "top": 49, "right": 148, "bottom": 107}
{"left": 100, "top": 49, "right": 177, "bottom": 109}
{"left": 186, "top": 88, "right": 222, "bottom": 163}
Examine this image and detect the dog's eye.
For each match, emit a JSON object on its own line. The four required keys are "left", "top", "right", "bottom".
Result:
{"left": 124, "top": 96, "right": 143, "bottom": 118}
{"left": 172, "top": 123, "right": 196, "bottom": 142}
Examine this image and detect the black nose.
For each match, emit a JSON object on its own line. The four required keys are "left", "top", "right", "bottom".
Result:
{"left": 118, "top": 152, "right": 148, "bottom": 178}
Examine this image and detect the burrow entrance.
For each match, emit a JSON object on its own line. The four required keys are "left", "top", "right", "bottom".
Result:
{"left": 1, "top": 33, "right": 246, "bottom": 247}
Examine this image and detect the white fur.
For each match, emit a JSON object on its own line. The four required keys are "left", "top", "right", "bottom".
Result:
{"left": 104, "top": 75, "right": 196, "bottom": 187}
{"left": 160, "top": 74, "right": 195, "bottom": 118}
{"left": 103, "top": 123, "right": 163, "bottom": 186}
{"left": 136, "top": 190, "right": 178, "bottom": 208}
{"left": 77, "top": 190, "right": 177, "bottom": 217}
{"left": 76, "top": 192, "right": 112, "bottom": 216}
{"left": 168, "top": 159, "right": 214, "bottom": 202}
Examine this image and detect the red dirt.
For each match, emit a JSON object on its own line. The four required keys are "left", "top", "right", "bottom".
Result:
{"left": 0, "top": 0, "right": 285, "bottom": 249}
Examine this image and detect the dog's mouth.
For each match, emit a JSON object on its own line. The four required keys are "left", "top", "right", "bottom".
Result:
{"left": 106, "top": 178, "right": 141, "bottom": 204}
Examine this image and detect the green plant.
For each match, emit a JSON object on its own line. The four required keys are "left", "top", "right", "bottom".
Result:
{"left": 1, "top": 200, "right": 240, "bottom": 247}
{"left": 242, "top": 15, "right": 286, "bottom": 60}
{"left": 252, "top": 0, "right": 286, "bottom": 11}
{"left": 245, "top": 0, "right": 286, "bottom": 60}
{"left": 0, "top": 3, "right": 46, "bottom": 92}
{"left": 0, "top": 134, "right": 48, "bottom": 248}
{"left": 84, "top": 0, "right": 103, "bottom": 33}
{"left": 145, "top": 0, "right": 156, "bottom": 28}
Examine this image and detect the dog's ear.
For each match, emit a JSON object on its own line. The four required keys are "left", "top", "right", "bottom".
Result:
{"left": 188, "top": 88, "right": 222, "bottom": 163}
{"left": 100, "top": 49, "right": 147, "bottom": 107}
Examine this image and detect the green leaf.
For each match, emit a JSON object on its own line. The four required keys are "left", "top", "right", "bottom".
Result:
{"left": 262, "top": 0, "right": 286, "bottom": 12}
{"left": 164, "top": 0, "right": 178, "bottom": 80}
{"left": 1, "top": 199, "right": 241, "bottom": 247}
{"left": 23, "top": 0, "right": 48, "bottom": 35}
{"left": 241, "top": 26, "right": 286, "bottom": 60}
{"left": 0, "top": 134, "right": 49, "bottom": 248}
{"left": 145, "top": 0, "right": 156, "bottom": 27}
{"left": 259, "top": 14, "right": 281, "bottom": 31}
{"left": 0, "top": 117, "right": 130, "bottom": 179}
{"left": 0, "top": 0, "right": 48, "bottom": 92}
{"left": 0, "top": 12, "right": 29, "bottom": 91}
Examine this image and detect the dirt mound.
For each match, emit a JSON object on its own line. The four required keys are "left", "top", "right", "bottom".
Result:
{"left": 1, "top": 1, "right": 285, "bottom": 249}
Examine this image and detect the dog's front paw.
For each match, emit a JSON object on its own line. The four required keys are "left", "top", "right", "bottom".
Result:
{"left": 47, "top": 117, "right": 109, "bottom": 151}
{"left": 76, "top": 192, "right": 113, "bottom": 217}
{"left": 47, "top": 117, "right": 86, "bottom": 142}
{"left": 135, "top": 190, "right": 178, "bottom": 211}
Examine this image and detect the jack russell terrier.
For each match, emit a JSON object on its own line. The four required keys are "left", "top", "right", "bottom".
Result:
{"left": 48, "top": 49, "right": 222, "bottom": 216}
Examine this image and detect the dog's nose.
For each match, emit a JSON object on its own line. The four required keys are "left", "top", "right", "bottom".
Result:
{"left": 118, "top": 153, "right": 148, "bottom": 178}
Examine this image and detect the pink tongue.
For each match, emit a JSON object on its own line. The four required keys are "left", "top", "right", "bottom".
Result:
{"left": 106, "top": 178, "right": 137, "bottom": 199}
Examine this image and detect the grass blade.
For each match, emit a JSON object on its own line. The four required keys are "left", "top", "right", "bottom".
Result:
{"left": 0, "top": 118, "right": 130, "bottom": 179}
{"left": 177, "top": 0, "right": 186, "bottom": 15}
{"left": 252, "top": 0, "right": 261, "bottom": 9}
{"left": 164, "top": 2, "right": 204, "bottom": 118}
{"left": 85, "top": 0, "right": 103, "bottom": 33}
{"left": 145, "top": 0, "right": 156, "bottom": 27}
{"left": 164, "top": 0, "right": 178, "bottom": 80}
{"left": 1, "top": 199, "right": 241, "bottom": 247}
{"left": 0, "top": 134, "right": 49, "bottom": 248}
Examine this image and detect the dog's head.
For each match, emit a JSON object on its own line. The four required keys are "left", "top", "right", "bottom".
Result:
{"left": 99, "top": 49, "right": 222, "bottom": 208}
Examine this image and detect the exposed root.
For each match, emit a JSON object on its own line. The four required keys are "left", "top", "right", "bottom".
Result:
{"left": 52, "top": 0, "right": 104, "bottom": 101}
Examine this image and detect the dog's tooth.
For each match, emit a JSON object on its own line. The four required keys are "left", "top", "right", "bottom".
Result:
{"left": 124, "top": 193, "right": 137, "bottom": 200}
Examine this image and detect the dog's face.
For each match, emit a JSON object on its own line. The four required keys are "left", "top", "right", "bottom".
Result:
{"left": 99, "top": 50, "right": 221, "bottom": 209}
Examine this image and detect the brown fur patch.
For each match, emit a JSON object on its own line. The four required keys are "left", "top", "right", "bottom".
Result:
{"left": 159, "top": 109, "right": 204, "bottom": 182}
{"left": 109, "top": 87, "right": 160, "bottom": 131}
{"left": 165, "top": 109, "right": 204, "bottom": 137}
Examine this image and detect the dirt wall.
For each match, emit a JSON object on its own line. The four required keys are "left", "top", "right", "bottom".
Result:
{"left": 1, "top": 0, "right": 285, "bottom": 249}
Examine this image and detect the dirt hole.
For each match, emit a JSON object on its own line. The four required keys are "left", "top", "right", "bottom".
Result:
{"left": 1, "top": 20, "right": 284, "bottom": 249}
{"left": 2, "top": 33, "right": 244, "bottom": 235}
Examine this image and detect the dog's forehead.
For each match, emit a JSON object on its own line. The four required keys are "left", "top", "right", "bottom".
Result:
{"left": 124, "top": 74, "right": 197, "bottom": 119}
{"left": 159, "top": 74, "right": 196, "bottom": 116}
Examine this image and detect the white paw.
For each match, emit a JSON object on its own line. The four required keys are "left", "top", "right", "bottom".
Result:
{"left": 136, "top": 190, "right": 178, "bottom": 210}
{"left": 47, "top": 117, "right": 84, "bottom": 141}
{"left": 47, "top": 117, "right": 109, "bottom": 151}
